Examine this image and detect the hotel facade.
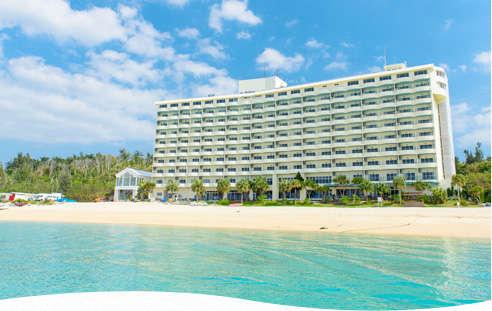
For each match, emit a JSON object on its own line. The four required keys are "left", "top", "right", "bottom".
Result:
{"left": 151, "top": 63, "right": 455, "bottom": 201}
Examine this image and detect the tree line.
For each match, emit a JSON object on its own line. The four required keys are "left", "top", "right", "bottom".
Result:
{"left": 0, "top": 150, "right": 152, "bottom": 202}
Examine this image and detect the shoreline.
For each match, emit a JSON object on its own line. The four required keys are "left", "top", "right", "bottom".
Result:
{"left": 0, "top": 202, "right": 490, "bottom": 239}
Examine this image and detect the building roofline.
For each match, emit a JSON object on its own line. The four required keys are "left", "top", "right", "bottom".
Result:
{"left": 155, "top": 63, "right": 439, "bottom": 105}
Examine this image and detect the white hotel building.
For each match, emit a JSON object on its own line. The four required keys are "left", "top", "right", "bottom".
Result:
{"left": 152, "top": 63, "right": 455, "bottom": 201}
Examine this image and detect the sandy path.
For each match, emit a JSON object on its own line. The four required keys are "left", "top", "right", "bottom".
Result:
{"left": 0, "top": 202, "right": 490, "bottom": 238}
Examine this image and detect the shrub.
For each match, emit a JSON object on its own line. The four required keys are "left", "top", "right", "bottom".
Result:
{"left": 256, "top": 195, "right": 267, "bottom": 204}
{"left": 340, "top": 196, "right": 350, "bottom": 203}
{"left": 303, "top": 198, "right": 310, "bottom": 204}
{"left": 324, "top": 197, "right": 332, "bottom": 203}
{"left": 430, "top": 188, "right": 447, "bottom": 204}
{"left": 217, "top": 199, "right": 230, "bottom": 206}
{"left": 353, "top": 195, "right": 361, "bottom": 203}
{"left": 423, "top": 194, "right": 431, "bottom": 204}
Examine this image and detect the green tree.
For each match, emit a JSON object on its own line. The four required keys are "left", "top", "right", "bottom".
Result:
{"left": 333, "top": 175, "right": 349, "bottom": 197}
{"left": 351, "top": 177, "right": 365, "bottom": 202}
{"left": 217, "top": 178, "right": 231, "bottom": 200}
{"left": 166, "top": 180, "right": 179, "bottom": 198}
{"left": 294, "top": 171, "right": 304, "bottom": 183}
{"left": 137, "top": 181, "right": 156, "bottom": 200}
{"left": 251, "top": 176, "right": 269, "bottom": 201}
{"left": 392, "top": 176, "right": 407, "bottom": 205}
{"left": 451, "top": 174, "right": 466, "bottom": 206}
{"left": 360, "top": 179, "right": 374, "bottom": 203}
{"left": 430, "top": 188, "right": 447, "bottom": 204}
{"left": 191, "top": 179, "right": 205, "bottom": 201}
{"left": 236, "top": 179, "right": 250, "bottom": 204}
{"left": 304, "top": 179, "right": 318, "bottom": 203}
{"left": 278, "top": 180, "right": 292, "bottom": 204}
{"left": 469, "top": 186, "right": 483, "bottom": 204}
{"left": 374, "top": 183, "right": 390, "bottom": 206}
{"left": 413, "top": 181, "right": 432, "bottom": 203}
{"left": 318, "top": 185, "right": 330, "bottom": 202}
{"left": 290, "top": 179, "right": 302, "bottom": 205}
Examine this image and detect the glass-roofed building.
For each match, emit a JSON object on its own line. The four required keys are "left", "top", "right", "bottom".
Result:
{"left": 114, "top": 168, "right": 152, "bottom": 201}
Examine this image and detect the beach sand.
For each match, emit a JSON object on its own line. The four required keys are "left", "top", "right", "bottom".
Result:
{"left": 0, "top": 202, "right": 490, "bottom": 238}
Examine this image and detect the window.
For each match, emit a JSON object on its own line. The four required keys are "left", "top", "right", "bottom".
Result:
{"left": 293, "top": 165, "right": 302, "bottom": 170}
{"left": 159, "top": 104, "right": 167, "bottom": 108}
{"left": 401, "top": 146, "right": 414, "bottom": 150}
{"left": 419, "top": 132, "right": 432, "bottom": 137}
{"left": 241, "top": 168, "right": 249, "bottom": 172}
{"left": 387, "top": 173, "right": 397, "bottom": 181}
{"left": 204, "top": 100, "right": 213, "bottom": 104}
{"left": 363, "top": 78, "right": 375, "bottom": 83}
{"left": 348, "top": 80, "right": 359, "bottom": 86}
{"left": 279, "top": 166, "right": 288, "bottom": 170}
{"left": 403, "top": 172, "right": 416, "bottom": 180}
{"left": 180, "top": 159, "right": 187, "bottom": 163}
{"left": 322, "top": 163, "right": 331, "bottom": 168}
{"left": 304, "top": 87, "right": 314, "bottom": 92}
{"left": 291, "top": 90, "right": 300, "bottom": 94}
{"left": 352, "top": 162, "right": 363, "bottom": 166}
{"left": 400, "top": 121, "right": 413, "bottom": 126}
{"left": 168, "top": 169, "right": 175, "bottom": 173}
{"left": 385, "top": 146, "right": 397, "bottom": 152}
{"left": 379, "top": 75, "right": 391, "bottom": 81}
{"left": 267, "top": 166, "right": 274, "bottom": 171}
{"left": 367, "top": 161, "right": 379, "bottom": 166}
{"left": 402, "top": 159, "right": 415, "bottom": 164}
{"left": 421, "top": 158, "right": 434, "bottom": 163}
{"left": 352, "top": 138, "right": 362, "bottom": 142}
{"left": 335, "top": 150, "right": 346, "bottom": 155}
{"left": 414, "top": 70, "right": 427, "bottom": 76}
{"left": 417, "top": 107, "right": 430, "bottom": 111}
{"left": 336, "top": 163, "right": 347, "bottom": 167}
{"left": 386, "top": 160, "right": 398, "bottom": 165}
{"left": 322, "top": 151, "right": 331, "bottom": 155}
{"left": 420, "top": 144, "right": 433, "bottom": 149}
{"left": 278, "top": 92, "right": 287, "bottom": 96}
{"left": 170, "top": 103, "right": 178, "bottom": 107}
{"left": 369, "top": 174, "right": 380, "bottom": 182}
{"left": 306, "top": 152, "right": 316, "bottom": 156}
{"left": 216, "top": 168, "right": 223, "bottom": 172}
{"left": 216, "top": 158, "right": 224, "bottom": 161}
{"left": 418, "top": 119, "right": 431, "bottom": 124}
{"left": 367, "top": 148, "right": 378, "bottom": 152}
{"left": 306, "top": 164, "right": 316, "bottom": 169}
{"left": 352, "top": 149, "right": 363, "bottom": 154}
{"left": 366, "top": 136, "right": 378, "bottom": 141}
{"left": 228, "top": 168, "right": 236, "bottom": 172}
{"left": 293, "top": 153, "right": 302, "bottom": 158}
{"left": 397, "top": 73, "right": 409, "bottom": 78}
{"left": 253, "top": 167, "right": 262, "bottom": 171}
{"left": 422, "top": 172, "right": 435, "bottom": 180}
{"left": 193, "top": 102, "right": 201, "bottom": 106}
{"left": 385, "top": 135, "right": 396, "bottom": 139}
{"left": 157, "top": 170, "right": 163, "bottom": 173}
{"left": 179, "top": 169, "right": 186, "bottom": 173}
{"left": 401, "top": 133, "right": 414, "bottom": 138}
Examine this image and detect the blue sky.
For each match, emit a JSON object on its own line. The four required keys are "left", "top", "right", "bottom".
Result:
{"left": 0, "top": 0, "right": 490, "bottom": 164}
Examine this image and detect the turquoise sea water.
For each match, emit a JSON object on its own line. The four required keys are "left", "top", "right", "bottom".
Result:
{"left": 0, "top": 222, "right": 489, "bottom": 310}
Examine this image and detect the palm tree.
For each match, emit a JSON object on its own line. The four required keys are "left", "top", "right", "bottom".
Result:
{"left": 392, "top": 176, "right": 407, "bottom": 205}
{"left": 351, "top": 177, "right": 365, "bottom": 202}
{"left": 191, "top": 179, "right": 205, "bottom": 201}
{"left": 413, "top": 181, "right": 431, "bottom": 203}
{"left": 360, "top": 180, "right": 374, "bottom": 203}
{"left": 304, "top": 179, "right": 319, "bottom": 203}
{"left": 290, "top": 179, "right": 302, "bottom": 205}
{"left": 374, "top": 183, "right": 390, "bottom": 206}
{"left": 451, "top": 174, "right": 467, "bottom": 207}
{"left": 166, "top": 180, "right": 179, "bottom": 200}
{"left": 217, "top": 178, "right": 231, "bottom": 200}
{"left": 318, "top": 185, "right": 330, "bottom": 202}
{"left": 279, "top": 180, "right": 292, "bottom": 204}
{"left": 137, "top": 181, "right": 156, "bottom": 200}
{"left": 252, "top": 176, "right": 269, "bottom": 201}
{"left": 236, "top": 179, "right": 250, "bottom": 204}
{"left": 333, "top": 175, "right": 349, "bottom": 198}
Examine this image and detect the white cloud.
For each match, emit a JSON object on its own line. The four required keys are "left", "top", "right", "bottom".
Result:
{"left": 340, "top": 42, "right": 354, "bottom": 48}
{"left": 452, "top": 102, "right": 491, "bottom": 151}
{"left": 197, "top": 38, "right": 227, "bottom": 60}
{"left": 374, "top": 55, "right": 384, "bottom": 62}
{"left": 0, "top": 56, "right": 168, "bottom": 144}
{"left": 367, "top": 66, "right": 382, "bottom": 73}
{"left": 0, "top": 33, "right": 8, "bottom": 58}
{"left": 306, "top": 39, "right": 327, "bottom": 49}
{"left": 119, "top": 5, "right": 174, "bottom": 59}
{"left": 256, "top": 48, "right": 304, "bottom": 73}
{"left": 173, "top": 59, "right": 226, "bottom": 79}
{"left": 473, "top": 51, "right": 491, "bottom": 71}
{"left": 209, "top": 0, "right": 262, "bottom": 33}
{"left": 85, "top": 50, "right": 161, "bottom": 86}
{"left": 459, "top": 65, "right": 467, "bottom": 72}
{"left": 176, "top": 27, "right": 200, "bottom": 40}
{"left": 192, "top": 75, "right": 237, "bottom": 97}
{"left": 0, "top": 0, "right": 127, "bottom": 46}
{"left": 443, "top": 18, "right": 453, "bottom": 31}
{"left": 285, "top": 19, "right": 298, "bottom": 27}
{"left": 166, "top": 0, "right": 190, "bottom": 7}
{"left": 438, "top": 63, "right": 451, "bottom": 72}
{"left": 236, "top": 31, "right": 251, "bottom": 39}
{"left": 325, "top": 61, "right": 348, "bottom": 71}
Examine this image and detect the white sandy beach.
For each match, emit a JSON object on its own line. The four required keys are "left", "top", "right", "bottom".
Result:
{"left": 0, "top": 202, "right": 490, "bottom": 238}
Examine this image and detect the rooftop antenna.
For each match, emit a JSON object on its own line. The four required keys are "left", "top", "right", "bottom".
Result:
{"left": 384, "top": 45, "right": 387, "bottom": 67}
{"left": 276, "top": 69, "right": 279, "bottom": 77}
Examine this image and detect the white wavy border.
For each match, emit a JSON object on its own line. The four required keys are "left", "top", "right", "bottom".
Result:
{"left": 0, "top": 292, "right": 489, "bottom": 311}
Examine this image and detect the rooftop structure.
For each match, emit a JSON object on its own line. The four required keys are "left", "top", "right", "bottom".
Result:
{"left": 151, "top": 63, "right": 455, "bottom": 201}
